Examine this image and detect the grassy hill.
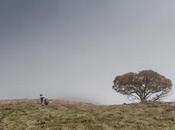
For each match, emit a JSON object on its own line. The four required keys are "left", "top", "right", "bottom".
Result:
{"left": 0, "top": 100, "right": 175, "bottom": 130}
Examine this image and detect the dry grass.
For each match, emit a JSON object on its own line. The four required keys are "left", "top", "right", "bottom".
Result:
{"left": 0, "top": 100, "right": 175, "bottom": 130}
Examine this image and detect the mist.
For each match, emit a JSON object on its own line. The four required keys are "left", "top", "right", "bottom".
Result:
{"left": 0, "top": 0, "right": 175, "bottom": 104}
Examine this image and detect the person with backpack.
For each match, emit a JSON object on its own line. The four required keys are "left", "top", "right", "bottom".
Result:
{"left": 40, "top": 94, "right": 44, "bottom": 105}
{"left": 40, "top": 94, "right": 49, "bottom": 106}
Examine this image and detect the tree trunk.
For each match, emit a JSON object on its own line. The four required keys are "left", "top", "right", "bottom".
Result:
{"left": 140, "top": 96, "right": 147, "bottom": 103}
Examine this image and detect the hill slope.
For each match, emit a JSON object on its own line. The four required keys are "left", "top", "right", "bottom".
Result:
{"left": 0, "top": 100, "right": 175, "bottom": 130}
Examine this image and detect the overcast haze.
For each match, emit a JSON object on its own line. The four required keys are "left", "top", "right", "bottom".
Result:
{"left": 0, "top": 0, "right": 175, "bottom": 104}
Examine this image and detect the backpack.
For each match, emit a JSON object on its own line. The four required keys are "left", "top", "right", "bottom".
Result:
{"left": 44, "top": 98, "right": 49, "bottom": 105}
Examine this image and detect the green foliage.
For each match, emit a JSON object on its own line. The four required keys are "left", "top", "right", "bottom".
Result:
{"left": 113, "top": 70, "right": 172, "bottom": 102}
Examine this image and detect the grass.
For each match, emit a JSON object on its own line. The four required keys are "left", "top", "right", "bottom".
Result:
{"left": 0, "top": 99, "right": 175, "bottom": 130}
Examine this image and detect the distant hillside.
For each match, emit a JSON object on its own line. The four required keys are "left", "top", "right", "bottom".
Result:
{"left": 0, "top": 100, "right": 175, "bottom": 130}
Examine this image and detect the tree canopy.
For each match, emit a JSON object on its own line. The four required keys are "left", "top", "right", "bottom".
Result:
{"left": 112, "top": 70, "right": 172, "bottom": 102}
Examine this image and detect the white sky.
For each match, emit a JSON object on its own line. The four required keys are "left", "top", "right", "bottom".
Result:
{"left": 0, "top": 0, "right": 175, "bottom": 104}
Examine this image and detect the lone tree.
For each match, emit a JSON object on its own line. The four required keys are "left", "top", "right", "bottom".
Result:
{"left": 112, "top": 70, "right": 172, "bottom": 102}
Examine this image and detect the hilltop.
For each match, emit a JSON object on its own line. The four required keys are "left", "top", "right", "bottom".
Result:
{"left": 0, "top": 100, "right": 175, "bottom": 130}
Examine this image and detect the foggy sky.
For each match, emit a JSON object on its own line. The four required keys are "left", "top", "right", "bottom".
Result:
{"left": 0, "top": 0, "right": 175, "bottom": 104}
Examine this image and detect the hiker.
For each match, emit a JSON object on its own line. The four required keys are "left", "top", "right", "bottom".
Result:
{"left": 40, "top": 94, "right": 49, "bottom": 105}
{"left": 40, "top": 94, "right": 44, "bottom": 105}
